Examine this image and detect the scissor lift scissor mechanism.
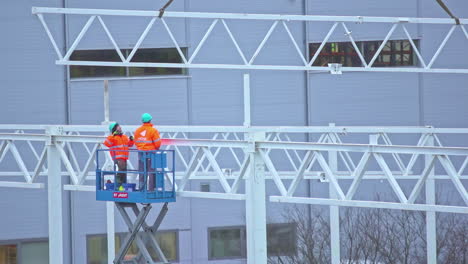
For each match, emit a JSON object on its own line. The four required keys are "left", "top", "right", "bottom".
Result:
{"left": 95, "top": 150, "right": 176, "bottom": 264}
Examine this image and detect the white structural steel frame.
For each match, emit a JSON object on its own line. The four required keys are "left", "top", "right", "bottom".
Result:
{"left": 32, "top": 7, "right": 468, "bottom": 74}
{"left": 1, "top": 125, "right": 468, "bottom": 264}
{"left": 4, "top": 6, "right": 465, "bottom": 264}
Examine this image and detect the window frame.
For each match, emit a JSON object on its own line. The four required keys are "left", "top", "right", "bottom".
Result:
{"left": 309, "top": 39, "right": 420, "bottom": 68}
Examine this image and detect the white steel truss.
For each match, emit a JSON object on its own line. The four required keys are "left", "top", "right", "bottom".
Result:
{"left": 1, "top": 125, "right": 468, "bottom": 264}
{"left": 1, "top": 125, "right": 467, "bottom": 211}
{"left": 32, "top": 7, "right": 468, "bottom": 74}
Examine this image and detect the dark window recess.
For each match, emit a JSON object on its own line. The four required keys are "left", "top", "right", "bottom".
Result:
{"left": 70, "top": 49, "right": 125, "bottom": 78}
{"left": 267, "top": 224, "right": 297, "bottom": 257}
{"left": 364, "top": 40, "right": 415, "bottom": 67}
{"left": 0, "top": 244, "right": 17, "bottom": 264}
{"left": 86, "top": 231, "right": 178, "bottom": 264}
{"left": 309, "top": 39, "right": 418, "bottom": 67}
{"left": 209, "top": 228, "right": 245, "bottom": 260}
{"left": 70, "top": 48, "right": 187, "bottom": 79}
{"left": 129, "top": 48, "right": 187, "bottom": 76}
{"left": 208, "top": 223, "right": 297, "bottom": 260}
{"left": 310, "top": 42, "right": 361, "bottom": 67}
{"left": 200, "top": 183, "right": 210, "bottom": 192}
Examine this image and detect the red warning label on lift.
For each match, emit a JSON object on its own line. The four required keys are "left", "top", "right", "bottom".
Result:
{"left": 113, "top": 192, "right": 128, "bottom": 198}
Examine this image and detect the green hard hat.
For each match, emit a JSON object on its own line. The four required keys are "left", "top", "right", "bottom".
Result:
{"left": 142, "top": 113, "right": 152, "bottom": 123}
{"left": 109, "top": 122, "right": 118, "bottom": 132}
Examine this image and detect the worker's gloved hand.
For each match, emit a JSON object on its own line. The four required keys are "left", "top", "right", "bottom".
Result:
{"left": 129, "top": 136, "right": 134, "bottom": 141}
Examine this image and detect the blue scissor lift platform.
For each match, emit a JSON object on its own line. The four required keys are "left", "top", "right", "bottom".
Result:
{"left": 96, "top": 149, "right": 176, "bottom": 264}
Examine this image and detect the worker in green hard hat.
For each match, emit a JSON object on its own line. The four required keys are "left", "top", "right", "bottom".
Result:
{"left": 103, "top": 122, "right": 134, "bottom": 188}
{"left": 134, "top": 113, "right": 161, "bottom": 191}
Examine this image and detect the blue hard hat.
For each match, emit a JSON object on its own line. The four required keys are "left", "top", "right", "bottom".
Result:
{"left": 142, "top": 113, "right": 152, "bottom": 123}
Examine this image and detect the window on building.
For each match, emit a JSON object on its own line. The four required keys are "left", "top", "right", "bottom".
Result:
{"left": 209, "top": 227, "right": 245, "bottom": 260}
{"left": 310, "top": 42, "right": 362, "bottom": 67}
{"left": 152, "top": 231, "right": 178, "bottom": 261}
{"left": 0, "top": 241, "right": 49, "bottom": 264}
{"left": 200, "top": 183, "right": 210, "bottom": 192}
{"left": 87, "top": 231, "right": 178, "bottom": 264}
{"left": 309, "top": 39, "right": 418, "bottom": 67}
{"left": 363, "top": 40, "right": 415, "bottom": 67}
{"left": 125, "top": 231, "right": 178, "bottom": 262}
{"left": 0, "top": 244, "right": 16, "bottom": 264}
{"left": 267, "top": 223, "right": 297, "bottom": 257}
{"left": 70, "top": 48, "right": 187, "bottom": 79}
{"left": 87, "top": 234, "right": 120, "bottom": 264}
{"left": 208, "top": 223, "right": 297, "bottom": 260}
{"left": 20, "top": 241, "right": 49, "bottom": 264}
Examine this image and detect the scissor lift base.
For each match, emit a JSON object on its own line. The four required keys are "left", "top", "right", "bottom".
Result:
{"left": 114, "top": 202, "right": 170, "bottom": 264}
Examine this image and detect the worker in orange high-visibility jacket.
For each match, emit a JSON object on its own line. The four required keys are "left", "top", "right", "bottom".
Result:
{"left": 134, "top": 113, "right": 161, "bottom": 190}
{"left": 103, "top": 123, "right": 134, "bottom": 187}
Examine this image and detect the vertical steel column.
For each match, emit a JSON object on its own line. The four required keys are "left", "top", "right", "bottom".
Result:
{"left": 47, "top": 126, "right": 64, "bottom": 264}
{"left": 243, "top": 73, "right": 251, "bottom": 127}
{"left": 425, "top": 135, "right": 437, "bottom": 263}
{"left": 245, "top": 132, "right": 267, "bottom": 264}
{"left": 104, "top": 80, "right": 110, "bottom": 123}
{"left": 106, "top": 202, "right": 115, "bottom": 264}
{"left": 328, "top": 124, "right": 340, "bottom": 264}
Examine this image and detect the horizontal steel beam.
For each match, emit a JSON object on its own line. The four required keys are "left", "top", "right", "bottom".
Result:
{"left": 0, "top": 125, "right": 50, "bottom": 130}
{"left": 32, "top": 7, "right": 468, "bottom": 25}
{"left": 2, "top": 132, "right": 468, "bottom": 156}
{"left": 270, "top": 196, "right": 468, "bottom": 214}
{"left": 55, "top": 135, "right": 106, "bottom": 143}
{"left": 0, "top": 172, "right": 71, "bottom": 177}
{"left": 0, "top": 181, "right": 45, "bottom": 189}
{"left": 0, "top": 133, "right": 49, "bottom": 141}
{"left": 63, "top": 185, "right": 94, "bottom": 191}
{"left": 258, "top": 141, "right": 468, "bottom": 156}
{"left": 177, "top": 191, "right": 245, "bottom": 200}
{"left": 55, "top": 60, "right": 468, "bottom": 74}
{"left": 163, "top": 138, "right": 248, "bottom": 148}
{"left": 61, "top": 186, "right": 246, "bottom": 200}
{"left": 4, "top": 171, "right": 468, "bottom": 180}
{"left": 3, "top": 125, "right": 468, "bottom": 134}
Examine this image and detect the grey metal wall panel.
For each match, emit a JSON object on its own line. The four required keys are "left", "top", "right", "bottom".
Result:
{"left": 0, "top": 187, "right": 49, "bottom": 240}
{"left": 70, "top": 78, "right": 189, "bottom": 125}
{"left": 0, "top": 0, "right": 66, "bottom": 124}
{"left": 251, "top": 71, "right": 306, "bottom": 126}
{"left": 188, "top": 0, "right": 302, "bottom": 14}
{"left": 0, "top": 0, "right": 67, "bottom": 256}
{"left": 422, "top": 74, "right": 468, "bottom": 128}
{"left": 66, "top": 16, "right": 188, "bottom": 51}
{"left": 307, "top": 0, "right": 418, "bottom": 42}
{"left": 190, "top": 69, "right": 244, "bottom": 125}
{"left": 418, "top": 0, "right": 468, "bottom": 131}
{"left": 67, "top": 0, "right": 186, "bottom": 10}
{"left": 66, "top": 0, "right": 187, "bottom": 50}
{"left": 308, "top": 72, "right": 420, "bottom": 126}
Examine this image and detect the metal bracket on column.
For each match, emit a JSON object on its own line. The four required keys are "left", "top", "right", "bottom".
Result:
{"left": 114, "top": 202, "right": 170, "bottom": 264}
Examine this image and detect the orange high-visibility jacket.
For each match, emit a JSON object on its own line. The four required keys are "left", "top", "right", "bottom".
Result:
{"left": 103, "top": 134, "right": 134, "bottom": 160}
{"left": 134, "top": 123, "right": 161, "bottom": 151}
